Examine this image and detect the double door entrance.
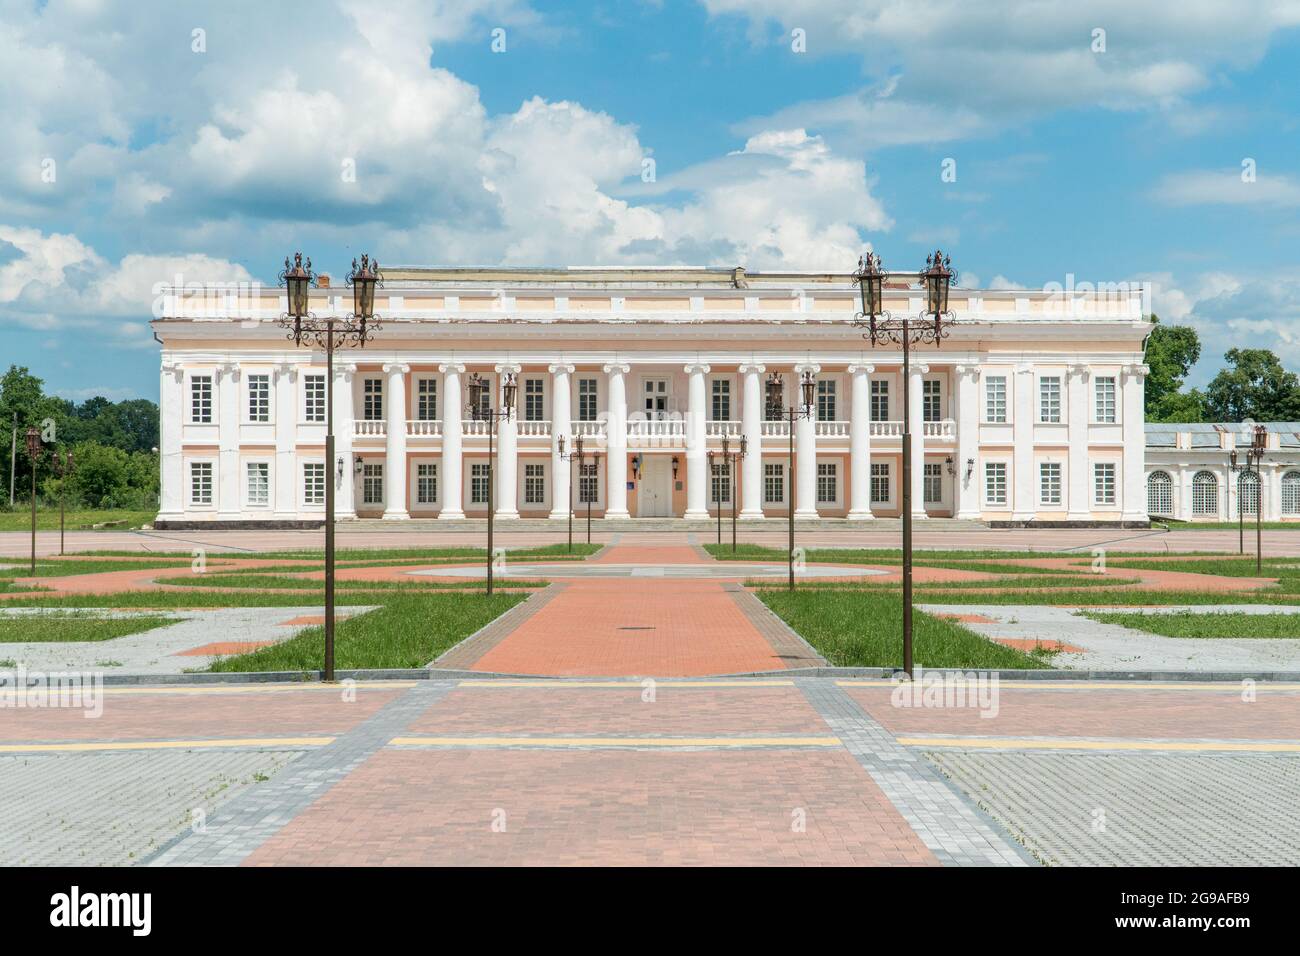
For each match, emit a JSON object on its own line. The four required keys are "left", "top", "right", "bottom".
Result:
{"left": 637, "top": 456, "right": 673, "bottom": 517}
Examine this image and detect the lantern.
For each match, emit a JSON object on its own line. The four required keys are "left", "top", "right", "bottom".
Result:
{"left": 282, "top": 252, "right": 314, "bottom": 322}
{"left": 799, "top": 369, "right": 816, "bottom": 413}
{"left": 467, "top": 373, "right": 488, "bottom": 420}
{"left": 765, "top": 371, "right": 784, "bottom": 417}
{"left": 348, "top": 253, "right": 380, "bottom": 325}
{"left": 501, "top": 372, "right": 518, "bottom": 415}
{"left": 25, "top": 427, "right": 43, "bottom": 462}
{"left": 922, "top": 249, "right": 954, "bottom": 328}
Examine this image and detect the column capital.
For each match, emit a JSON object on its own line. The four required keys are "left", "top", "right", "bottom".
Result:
{"left": 847, "top": 363, "right": 875, "bottom": 375}
{"left": 275, "top": 362, "right": 298, "bottom": 382}
{"left": 1122, "top": 363, "right": 1150, "bottom": 380}
{"left": 793, "top": 362, "right": 821, "bottom": 375}
{"left": 162, "top": 362, "right": 185, "bottom": 382}
{"left": 382, "top": 362, "right": 410, "bottom": 375}
{"left": 906, "top": 363, "right": 930, "bottom": 377}
{"left": 334, "top": 362, "right": 357, "bottom": 382}
{"left": 494, "top": 362, "right": 522, "bottom": 375}
{"left": 1067, "top": 363, "right": 1091, "bottom": 381}
{"left": 438, "top": 362, "right": 466, "bottom": 375}
{"left": 954, "top": 363, "right": 981, "bottom": 380}
{"left": 217, "top": 363, "right": 240, "bottom": 382}
{"left": 684, "top": 362, "right": 711, "bottom": 375}
{"left": 1015, "top": 363, "right": 1034, "bottom": 376}
{"left": 601, "top": 362, "right": 631, "bottom": 375}
{"left": 738, "top": 363, "right": 766, "bottom": 375}
{"left": 548, "top": 362, "right": 576, "bottom": 375}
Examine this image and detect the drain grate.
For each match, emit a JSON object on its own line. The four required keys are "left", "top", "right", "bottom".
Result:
{"left": 617, "top": 626, "right": 655, "bottom": 631}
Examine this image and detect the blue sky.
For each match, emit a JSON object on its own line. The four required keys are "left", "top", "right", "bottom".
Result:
{"left": 4, "top": 0, "right": 1300, "bottom": 403}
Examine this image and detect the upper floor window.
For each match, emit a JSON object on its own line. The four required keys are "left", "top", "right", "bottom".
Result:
{"left": 578, "top": 378, "right": 598, "bottom": 422}
{"left": 922, "top": 380, "right": 942, "bottom": 422}
{"left": 190, "top": 376, "right": 213, "bottom": 424}
{"left": 984, "top": 376, "right": 1006, "bottom": 423}
{"left": 304, "top": 374, "right": 326, "bottom": 423}
{"left": 1039, "top": 376, "right": 1061, "bottom": 423}
{"left": 870, "top": 380, "right": 889, "bottom": 421}
{"left": 524, "top": 378, "right": 544, "bottom": 422}
{"left": 711, "top": 379, "right": 731, "bottom": 421}
{"left": 363, "top": 378, "right": 383, "bottom": 421}
{"left": 816, "top": 380, "right": 837, "bottom": 421}
{"left": 248, "top": 374, "right": 270, "bottom": 423}
{"left": 1095, "top": 376, "right": 1117, "bottom": 423}
{"left": 417, "top": 379, "right": 437, "bottom": 421}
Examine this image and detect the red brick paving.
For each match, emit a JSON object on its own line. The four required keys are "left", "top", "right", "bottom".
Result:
{"left": 175, "top": 640, "right": 277, "bottom": 656}
{"left": 934, "top": 613, "right": 999, "bottom": 624}
{"left": 991, "top": 638, "right": 1087, "bottom": 654}
{"left": 593, "top": 545, "right": 705, "bottom": 565}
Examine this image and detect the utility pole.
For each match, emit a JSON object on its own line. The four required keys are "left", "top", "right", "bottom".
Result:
{"left": 9, "top": 413, "right": 16, "bottom": 507}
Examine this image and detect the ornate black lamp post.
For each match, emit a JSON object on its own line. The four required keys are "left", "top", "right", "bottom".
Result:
{"left": 723, "top": 434, "right": 747, "bottom": 551}
{"left": 51, "top": 449, "right": 74, "bottom": 556}
{"left": 277, "top": 252, "right": 382, "bottom": 681}
{"left": 854, "top": 250, "right": 957, "bottom": 677}
{"left": 467, "top": 371, "right": 517, "bottom": 596}
{"left": 25, "top": 427, "right": 43, "bottom": 574}
{"left": 556, "top": 435, "right": 599, "bottom": 547}
{"left": 557, "top": 434, "right": 582, "bottom": 553}
{"left": 1230, "top": 425, "right": 1268, "bottom": 572}
{"left": 766, "top": 369, "right": 816, "bottom": 589}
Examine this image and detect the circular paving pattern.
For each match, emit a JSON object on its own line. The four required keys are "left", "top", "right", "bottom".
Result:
{"left": 411, "top": 562, "right": 888, "bottom": 580}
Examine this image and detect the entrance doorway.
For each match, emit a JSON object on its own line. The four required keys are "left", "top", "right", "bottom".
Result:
{"left": 637, "top": 456, "right": 673, "bottom": 517}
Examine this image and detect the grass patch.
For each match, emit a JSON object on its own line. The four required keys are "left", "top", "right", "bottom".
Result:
{"left": 756, "top": 587, "right": 1048, "bottom": 669}
{"left": 153, "top": 572, "right": 547, "bottom": 590}
{"left": 0, "top": 559, "right": 200, "bottom": 579}
{"left": 1081, "top": 610, "right": 1300, "bottom": 638}
{"left": 0, "top": 509, "right": 156, "bottom": 532}
{"left": 207, "top": 592, "right": 527, "bottom": 671}
{"left": 0, "top": 612, "right": 176, "bottom": 643}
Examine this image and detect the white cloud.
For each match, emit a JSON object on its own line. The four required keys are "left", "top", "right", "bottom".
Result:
{"left": 1151, "top": 169, "right": 1300, "bottom": 206}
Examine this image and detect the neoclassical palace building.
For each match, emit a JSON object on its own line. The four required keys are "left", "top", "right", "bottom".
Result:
{"left": 151, "top": 266, "right": 1152, "bottom": 528}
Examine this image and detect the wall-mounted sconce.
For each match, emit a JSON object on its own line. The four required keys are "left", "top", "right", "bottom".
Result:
{"left": 630, "top": 454, "right": 641, "bottom": 481}
{"left": 337, "top": 456, "right": 345, "bottom": 481}
{"left": 354, "top": 457, "right": 365, "bottom": 476}
{"left": 945, "top": 456, "right": 955, "bottom": 477}
{"left": 964, "top": 457, "right": 975, "bottom": 481}
{"left": 671, "top": 456, "right": 680, "bottom": 480}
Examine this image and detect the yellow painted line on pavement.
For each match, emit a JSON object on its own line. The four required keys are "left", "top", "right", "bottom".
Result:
{"left": 0, "top": 736, "right": 335, "bottom": 754}
{"left": 457, "top": 679, "right": 794, "bottom": 689}
{"left": 389, "top": 735, "right": 839, "bottom": 748}
{"left": 897, "top": 736, "right": 1300, "bottom": 753}
{"left": 836, "top": 680, "right": 1300, "bottom": 692}
{"left": 93, "top": 682, "right": 418, "bottom": 696}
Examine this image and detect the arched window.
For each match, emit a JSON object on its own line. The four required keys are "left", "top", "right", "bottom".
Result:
{"left": 1192, "top": 471, "right": 1218, "bottom": 517}
{"left": 1238, "top": 471, "right": 1260, "bottom": 516}
{"left": 1147, "top": 471, "right": 1173, "bottom": 516}
{"left": 1283, "top": 472, "right": 1300, "bottom": 515}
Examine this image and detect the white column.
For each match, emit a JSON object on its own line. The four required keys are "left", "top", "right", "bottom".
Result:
{"left": 1266, "top": 464, "right": 1282, "bottom": 521}
{"left": 1066, "top": 364, "right": 1091, "bottom": 521}
{"left": 908, "top": 362, "right": 928, "bottom": 520}
{"left": 158, "top": 362, "right": 184, "bottom": 520}
{"left": 1012, "top": 364, "right": 1035, "bottom": 521}
{"left": 382, "top": 363, "right": 410, "bottom": 519}
{"left": 846, "top": 363, "right": 873, "bottom": 519}
{"left": 1121, "top": 363, "right": 1148, "bottom": 523}
{"left": 794, "top": 362, "right": 820, "bottom": 519}
{"left": 438, "top": 363, "right": 465, "bottom": 519}
{"left": 549, "top": 363, "right": 575, "bottom": 519}
{"left": 217, "top": 363, "right": 240, "bottom": 519}
{"left": 273, "top": 363, "right": 298, "bottom": 518}
{"left": 495, "top": 363, "right": 521, "bottom": 519}
{"left": 953, "top": 364, "right": 981, "bottom": 519}
{"left": 684, "top": 362, "right": 711, "bottom": 519}
{"left": 603, "top": 362, "right": 630, "bottom": 519}
{"left": 739, "top": 363, "right": 766, "bottom": 519}
{"left": 334, "top": 364, "right": 357, "bottom": 519}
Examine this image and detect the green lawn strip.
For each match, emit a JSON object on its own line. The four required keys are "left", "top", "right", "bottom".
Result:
{"left": 0, "top": 559, "right": 202, "bottom": 579}
{"left": 749, "top": 575, "right": 1130, "bottom": 591}
{"left": 1160, "top": 521, "right": 1300, "bottom": 531}
{"left": 702, "top": 543, "right": 1232, "bottom": 565}
{"left": 0, "top": 589, "right": 425, "bottom": 610}
{"left": 0, "top": 510, "right": 157, "bottom": 532}
{"left": 1081, "top": 610, "right": 1300, "bottom": 638}
{"left": 0, "top": 612, "right": 177, "bottom": 643}
{"left": 913, "top": 587, "right": 1300, "bottom": 607}
{"left": 207, "top": 592, "right": 527, "bottom": 671}
{"left": 1095, "top": 556, "right": 1297, "bottom": 578}
{"left": 153, "top": 572, "right": 546, "bottom": 590}
{"left": 69, "top": 543, "right": 602, "bottom": 562}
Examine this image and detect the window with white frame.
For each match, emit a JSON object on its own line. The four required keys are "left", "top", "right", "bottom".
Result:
{"left": 924, "top": 462, "right": 943, "bottom": 504}
{"left": 362, "top": 463, "right": 384, "bottom": 505}
{"left": 922, "top": 381, "right": 942, "bottom": 422}
{"left": 471, "top": 463, "right": 491, "bottom": 504}
{"left": 871, "top": 462, "right": 891, "bottom": 504}
{"left": 711, "top": 460, "right": 732, "bottom": 504}
{"left": 1284, "top": 472, "right": 1300, "bottom": 516}
{"left": 1237, "top": 471, "right": 1259, "bottom": 516}
{"left": 524, "top": 378, "right": 545, "bottom": 422}
{"left": 190, "top": 461, "right": 213, "bottom": 506}
{"left": 1094, "top": 463, "right": 1117, "bottom": 506}
{"left": 816, "top": 462, "right": 837, "bottom": 504}
{"left": 711, "top": 379, "right": 731, "bottom": 421}
{"left": 1147, "top": 471, "right": 1173, "bottom": 516}
{"left": 247, "top": 374, "right": 270, "bottom": 423}
{"left": 1094, "top": 376, "right": 1117, "bottom": 423}
{"left": 416, "top": 379, "right": 437, "bottom": 421}
{"left": 1192, "top": 471, "right": 1218, "bottom": 516}
{"left": 304, "top": 374, "right": 326, "bottom": 423}
{"left": 579, "top": 462, "right": 598, "bottom": 504}
{"left": 985, "top": 462, "right": 1008, "bottom": 506}
{"left": 416, "top": 463, "right": 438, "bottom": 505}
{"left": 764, "top": 463, "right": 784, "bottom": 504}
{"left": 985, "top": 376, "right": 1007, "bottom": 423}
{"left": 303, "top": 462, "right": 325, "bottom": 506}
{"left": 246, "top": 461, "right": 270, "bottom": 506}
{"left": 363, "top": 378, "right": 383, "bottom": 420}
{"left": 1039, "top": 376, "right": 1061, "bottom": 423}
{"left": 816, "top": 380, "right": 836, "bottom": 421}
{"left": 1040, "top": 463, "right": 1062, "bottom": 506}
{"left": 870, "top": 380, "right": 889, "bottom": 421}
{"left": 191, "top": 376, "right": 213, "bottom": 424}
{"left": 578, "top": 378, "right": 598, "bottom": 422}
{"left": 524, "top": 463, "right": 545, "bottom": 505}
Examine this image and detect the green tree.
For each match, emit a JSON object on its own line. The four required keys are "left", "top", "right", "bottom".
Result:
{"left": 1204, "top": 348, "right": 1300, "bottom": 422}
{"left": 66, "top": 441, "right": 131, "bottom": 509}
{"left": 1144, "top": 315, "right": 1205, "bottom": 422}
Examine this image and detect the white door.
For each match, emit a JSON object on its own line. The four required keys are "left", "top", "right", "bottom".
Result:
{"left": 638, "top": 457, "right": 672, "bottom": 517}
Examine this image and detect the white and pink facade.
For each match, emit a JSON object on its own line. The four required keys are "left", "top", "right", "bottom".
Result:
{"left": 151, "top": 266, "right": 1152, "bottom": 527}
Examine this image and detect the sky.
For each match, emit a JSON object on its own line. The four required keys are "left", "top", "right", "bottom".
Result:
{"left": 4, "top": 0, "right": 1300, "bottom": 404}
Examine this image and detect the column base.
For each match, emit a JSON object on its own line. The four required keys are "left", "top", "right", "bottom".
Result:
{"left": 438, "top": 510, "right": 465, "bottom": 520}
{"left": 382, "top": 510, "right": 409, "bottom": 520}
{"left": 1065, "top": 511, "right": 1091, "bottom": 522}
{"left": 846, "top": 510, "right": 875, "bottom": 520}
{"left": 605, "top": 509, "right": 630, "bottom": 519}
{"left": 910, "top": 511, "right": 929, "bottom": 520}
{"left": 495, "top": 510, "right": 520, "bottom": 520}
{"left": 738, "top": 509, "right": 766, "bottom": 520}
{"left": 549, "top": 510, "right": 572, "bottom": 520}
{"left": 956, "top": 509, "right": 982, "bottom": 520}
{"left": 684, "top": 509, "right": 709, "bottom": 520}
{"left": 793, "top": 509, "right": 819, "bottom": 520}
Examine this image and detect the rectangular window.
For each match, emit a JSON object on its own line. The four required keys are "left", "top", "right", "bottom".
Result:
{"left": 248, "top": 374, "right": 270, "bottom": 423}
{"left": 1095, "top": 376, "right": 1117, "bottom": 423}
{"left": 985, "top": 462, "right": 1008, "bottom": 506}
{"left": 578, "top": 378, "right": 598, "bottom": 422}
{"left": 985, "top": 376, "right": 1007, "bottom": 423}
{"left": 524, "top": 463, "right": 545, "bottom": 505}
{"left": 1039, "top": 376, "right": 1061, "bottom": 423}
{"left": 923, "top": 462, "right": 942, "bottom": 504}
{"left": 764, "top": 463, "right": 784, "bottom": 504}
{"left": 922, "top": 380, "right": 942, "bottom": 422}
{"left": 362, "top": 463, "right": 384, "bottom": 505}
{"left": 417, "top": 379, "right": 437, "bottom": 421}
{"left": 246, "top": 461, "right": 269, "bottom": 506}
{"left": 304, "top": 374, "right": 326, "bottom": 423}
{"left": 191, "top": 376, "right": 213, "bottom": 424}
{"left": 711, "top": 379, "right": 731, "bottom": 422}
{"left": 190, "top": 461, "right": 213, "bottom": 506}
{"left": 711, "top": 461, "right": 732, "bottom": 504}
{"left": 1039, "top": 462, "right": 1062, "bottom": 506}
{"left": 579, "top": 462, "right": 599, "bottom": 505}
{"left": 816, "top": 380, "right": 837, "bottom": 422}
{"left": 870, "top": 463, "right": 890, "bottom": 504}
{"left": 870, "top": 380, "right": 889, "bottom": 421}
{"left": 303, "top": 463, "right": 325, "bottom": 506}
{"left": 416, "top": 463, "right": 437, "bottom": 505}
{"left": 524, "top": 378, "right": 545, "bottom": 422}
{"left": 816, "top": 462, "right": 837, "bottom": 504}
{"left": 1094, "top": 463, "right": 1116, "bottom": 506}
{"left": 363, "top": 378, "right": 383, "bottom": 421}
{"left": 471, "top": 463, "right": 491, "bottom": 505}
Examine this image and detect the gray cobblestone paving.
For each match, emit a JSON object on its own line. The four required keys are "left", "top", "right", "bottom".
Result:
{"left": 0, "top": 749, "right": 301, "bottom": 866}
{"left": 145, "top": 681, "right": 454, "bottom": 865}
{"left": 795, "top": 679, "right": 1032, "bottom": 866}
{"left": 925, "top": 749, "right": 1300, "bottom": 866}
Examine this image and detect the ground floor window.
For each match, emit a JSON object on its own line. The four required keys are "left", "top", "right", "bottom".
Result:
{"left": 1284, "top": 471, "right": 1300, "bottom": 515}
{"left": 524, "top": 464, "right": 545, "bottom": 505}
{"left": 471, "top": 463, "right": 491, "bottom": 505}
{"left": 984, "top": 462, "right": 1007, "bottom": 506}
{"left": 1094, "top": 463, "right": 1116, "bottom": 506}
{"left": 579, "top": 462, "right": 598, "bottom": 505}
{"left": 871, "top": 462, "right": 890, "bottom": 504}
{"left": 190, "top": 461, "right": 213, "bottom": 506}
{"left": 362, "top": 463, "right": 384, "bottom": 505}
{"left": 923, "top": 463, "right": 943, "bottom": 504}
{"left": 303, "top": 463, "right": 325, "bottom": 506}
{"left": 1192, "top": 471, "right": 1218, "bottom": 516}
{"left": 416, "top": 463, "right": 437, "bottom": 505}
{"left": 1237, "top": 471, "right": 1259, "bottom": 516}
{"left": 711, "top": 461, "right": 732, "bottom": 504}
{"left": 1147, "top": 470, "right": 1172, "bottom": 515}
{"left": 1040, "top": 463, "right": 1062, "bottom": 507}
{"left": 816, "top": 462, "right": 837, "bottom": 504}
{"left": 246, "top": 462, "right": 269, "bottom": 507}
{"left": 764, "top": 463, "right": 784, "bottom": 504}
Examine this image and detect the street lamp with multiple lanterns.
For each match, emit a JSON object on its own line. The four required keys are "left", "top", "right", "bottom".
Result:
{"left": 853, "top": 250, "right": 958, "bottom": 677}
{"left": 766, "top": 368, "right": 817, "bottom": 590}
{"left": 708, "top": 434, "right": 747, "bottom": 550}
{"left": 557, "top": 434, "right": 600, "bottom": 548}
{"left": 25, "top": 427, "right": 43, "bottom": 574}
{"left": 51, "top": 448, "right": 74, "bottom": 556}
{"left": 1230, "top": 423, "right": 1268, "bottom": 572}
{"left": 467, "top": 370, "right": 518, "bottom": 596}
